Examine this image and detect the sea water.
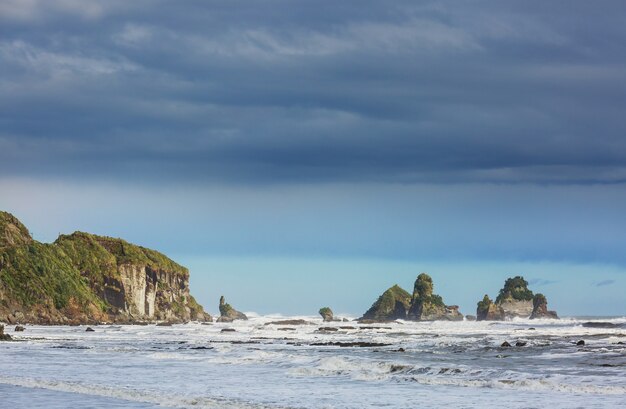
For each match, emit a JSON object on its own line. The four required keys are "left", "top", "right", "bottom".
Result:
{"left": 0, "top": 316, "right": 624, "bottom": 408}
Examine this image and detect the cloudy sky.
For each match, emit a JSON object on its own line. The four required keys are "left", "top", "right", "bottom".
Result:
{"left": 1, "top": 1, "right": 625, "bottom": 316}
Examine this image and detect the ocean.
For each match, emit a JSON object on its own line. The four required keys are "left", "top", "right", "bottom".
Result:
{"left": 1, "top": 316, "right": 624, "bottom": 408}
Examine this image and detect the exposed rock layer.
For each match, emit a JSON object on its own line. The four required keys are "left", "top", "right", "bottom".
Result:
{"left": 0, "top": 211, "right": 210, "bottom": 324}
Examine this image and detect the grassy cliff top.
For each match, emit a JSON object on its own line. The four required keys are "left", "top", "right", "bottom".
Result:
{"left": 55, "top": 232, "right": 188, "bottom": 277}
{"left": 0, "top": 211, "right": 32, "bottom": 249}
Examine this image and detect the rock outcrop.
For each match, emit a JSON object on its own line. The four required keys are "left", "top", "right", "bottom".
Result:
{"left": 319, "top": 307, "right": 334, "bottom": 322}
{"left": 217, "top": 296, "right": 247, "bottom": 322}
{"left": 360, "top": 285, "right": 411, "bottom": 321}
{"left": 477, "top": 276, "right": 558, "bottom": 321}
{"left": 476, "top": 295, "right": 504, "bottom": 321}
{"left": 360, "top": 274, "right": 462, "bottom": 321}
{"left": 530, "top": 293, "right": 558, "bottom": 319}
{"left": 407, "top": 273, "right": 462, "bottom": 321}
{"left": 0, "top": 324, "right": 12, "bottom": 341}
{"left": 0, "top": 211, "right": 211, "bottom": 324}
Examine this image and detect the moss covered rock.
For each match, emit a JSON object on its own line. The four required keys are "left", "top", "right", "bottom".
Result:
{"left": 477, "top": 276, "right": 558, "bottom": 320}
{"left": 360, "top": 285, "right": 411, "bottom": 321}
{"left": 0, "top": 211, "right": 210, "bottom": 324}
{"left": 407, "top": 273, "right": 462, "bottom": 321}
{"left": 319, "top": 307, "right": 334, "bottom": 322}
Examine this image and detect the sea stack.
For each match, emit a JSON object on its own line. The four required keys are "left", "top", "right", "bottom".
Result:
{"left": 319, "top": 307, "right": 334, "bottom": 322}
{"left": 407, "top": 273, "right": 463, "bottom": 321}
{"left": 0, "top": 211, "right": 211, "bottom": 325}
{"left": 476, "top": 295, "right": 504, "bottom": 321}
{"left": 217, "top": 296, "right": 248, "bottom": 322}
{"left": 476, "top": 276, "right": 558, "bottom": 320}
{"left": 529, "top": 294, "right": 558, "bottom": 319}
{"left": 360, "top": 274, "right": 462, "bottom": 322}
{"left": 360, "top": 285, "right": 412, "bottom": 322}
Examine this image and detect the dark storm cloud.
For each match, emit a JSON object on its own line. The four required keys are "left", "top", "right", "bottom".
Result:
{"left": 2, "top": 0, "right": 626, "bottom": 184}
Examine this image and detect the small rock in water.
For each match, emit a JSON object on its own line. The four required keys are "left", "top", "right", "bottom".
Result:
{"left": 501, "top": 341, "right": 512, "bottom": 347}
{"left": 14, "top": 325, "right": 25, "bottom": 332}
{"left": 318, "top": 327, "right": 339, "bottom": 332}
{"left": 156, "top": 322, "right": 173, "bottom": 327}
{"left": 85, "top": 327, "right": 95, "bottom": 332}
{"left": 221, "top": 328, "right": 236, "bottom": 332}
{"left": 0, "top": 324, "right": 13, "bottom": 341}
{"left": 528, "top": 328, "right": 536, "bottom": 330}
{"left": 397, "top": 347, "right": 406, "bottom": 352}
{"left": 576, "top": 340, "right": 585, "bottom": 346}
{"left": 515, "top": 341, "right": 527, "bottom": 347}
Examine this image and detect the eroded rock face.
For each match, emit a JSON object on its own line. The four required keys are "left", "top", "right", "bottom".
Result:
{"left": 530, "top": 294, "right": 558, "bottom": 319}
{"left": 0, "top": 211, "right": 211, "bottom": 324}
{"left": 498, "top": 299, "right": 534, "bottom": 319}
{"left": 218, "top": 296, "right": 247, "bottom": 321}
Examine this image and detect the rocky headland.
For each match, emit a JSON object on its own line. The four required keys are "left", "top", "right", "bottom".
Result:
{"left": 476, "top": 276, "right": 558, "bottom": 321}
{"left": 0, "top": 211, "right": 211, "bottom": 325}
{"left": 360, "top": 274, "right": 462, "bottom": 322}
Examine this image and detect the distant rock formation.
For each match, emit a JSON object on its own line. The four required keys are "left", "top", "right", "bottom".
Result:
{"left": 360, "top": 285, "right": 412, "bottom": 321}
{"left": 407, "top": 273, "right": 462, "bottom": 321}
{"left": 0, "top": 211, "right": 211, "bottom": 325}
{"left": 476, "top": 295, "right": 504, "bottom": 321}
{"left": 319, "top": 307, "right": 334, "bottom": 322}
{"left": 217, "top": 296, "right": 247, "bottom": 322}
{"left": 477, "top": 276, "right": 558, "bottom": 321}
{"left": 360, "top": 274, "right": 462, "bottom": 322}
{"left": 530, "top": 293, "right": 558, "bottom": 319}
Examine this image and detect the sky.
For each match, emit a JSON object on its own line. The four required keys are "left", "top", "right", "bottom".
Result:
{"left": 1, "top": 1, "right": 625, "bottom": 316}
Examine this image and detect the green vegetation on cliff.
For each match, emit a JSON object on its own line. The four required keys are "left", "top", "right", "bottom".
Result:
{"left": 0, "top": 211, "right": 207, "bottom": 324}
{"left": 495, "top": 276, "right": 534, "bottom": 304}
{"left": 361, "top": 284, "right": 412, "bottom": 321}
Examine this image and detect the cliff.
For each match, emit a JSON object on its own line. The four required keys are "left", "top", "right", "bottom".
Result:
{"left": 361, "top": 274, "right": 462, "bottom": 322}
{"left": 0, "top": 211, "right": 210, "bottom": 324}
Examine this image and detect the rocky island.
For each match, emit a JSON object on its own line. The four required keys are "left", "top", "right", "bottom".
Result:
{"left": 476, "top": 276, "right": 558, "bottom": 320}
{"left": 361, "top": 273, "right": 462, "bottom": 321}
{"left": 0, "top": 211, "right": 211, "bottom": 324}
{"left": 217, "top": 295, "right": 248, "bottom": 322}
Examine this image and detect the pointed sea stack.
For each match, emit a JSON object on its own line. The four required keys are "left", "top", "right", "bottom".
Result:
{"left": 476, "top": 295, "right": 504, "bottom": 321}
{"left": 217, "top": 296, "right": 248, "bottom": 322}
{"left": 359, "top": 285, "right": 411, "bottom": 322}
{"left": 407, "top": 273, "right": 463, "bottom": 321}
{"left": 530, "top": 293, "right": 558, "bottom": 319}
